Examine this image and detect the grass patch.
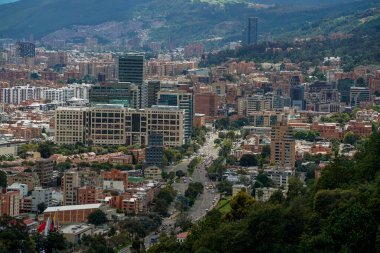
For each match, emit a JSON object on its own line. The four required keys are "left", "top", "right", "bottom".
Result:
{"left": 217, "top": 198, "right": 231, "bottom": 214}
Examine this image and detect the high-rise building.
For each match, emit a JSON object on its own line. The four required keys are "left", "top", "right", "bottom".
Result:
{"left": 337, "top": 78, "right": 355, "bottom": 104}
{"left": 270, "top": 123, "right": 295, "bottom": 168}
{"left": 144, "top": 132, "right": 164, "bottom": 169}
{"left": 147, "top": 80, "right": 161, "bottom": 108}
{"left": 16, "top": 42, "right": 35, "bottom": 58}
{"left": 242, "top": 17, "right": 258, "bottom": 46}
{"left": 290, "top": 85, "right": 305, "bottom": 110}
{"left": 0, "top": 189, "right": 20, "bottom": 217}
{"left": 194, "top": 92, "right": 218, "bottom": 117}
{"left": 157, "top": 90, "right": 193, "bottom": 141}
{"left": 34, "top": 158, "right": 55, "bottom": 188}
{"left": 62, "top": 171, "right": 79, "bottom": 206}
{"left": 119, "top": 53, "right": 145, "bottom": 85}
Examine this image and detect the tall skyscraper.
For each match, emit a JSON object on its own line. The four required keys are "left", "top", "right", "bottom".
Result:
{"left": 157, "top": 90, "right": 193, "bottom": 141}
{"left": 242, "top": 17, "right": 258, "bottom": 46}
{"left": 118, "top": 53, "right": 145, "bottom": 85}
{"left": 270, "top": 122, "right": 295, "bottom": 168}
{"left": 118, "top": 53, "right": 145, "bottom": 108}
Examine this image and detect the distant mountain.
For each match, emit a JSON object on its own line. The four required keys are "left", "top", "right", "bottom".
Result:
{"left": 0, "top": 0, "right": 377, "bottom": 46}
{"left": 0, "top": 0, "right": 18, "bottom": 5}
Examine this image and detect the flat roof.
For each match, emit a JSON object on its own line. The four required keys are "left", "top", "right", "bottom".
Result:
{"left": 44, "top": 203, "right": 102, "bottom": 213}
{"left": 61, "top": 224, "right": 93, "bottom": 234}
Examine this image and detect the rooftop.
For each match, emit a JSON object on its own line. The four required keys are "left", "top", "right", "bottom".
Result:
{"left": 44, "top": 203, "right": 102, "bottom": 213}
{"left": 61, "top": 224, "right": 93, "bottom": 234}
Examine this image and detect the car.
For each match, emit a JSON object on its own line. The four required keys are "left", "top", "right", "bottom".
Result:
{"left": 205, "top": 209, "right": 209, "bottom": 212}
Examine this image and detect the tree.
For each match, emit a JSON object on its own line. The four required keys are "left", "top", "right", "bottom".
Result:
{"left": 343, "top": 131, "right": 359, "bottom": 145}
{"left": 0, "top": 216, "right": 37, "bottom": 253}
{"left": 30, "top": 72, "right": 39, "bottom": 80}
{"left": 37, "top": 202, "right": 46, "bottom": 213}
{"left": 88, "top": 210, "right": 107, "bottom": 226}
{"left": 216, "top": 180, "right": 233, "bottom": 195}
{"left": 287, "top": 176, "right": 305, "bottom": 201}
{"left": 225, "top": 191, "right": 255, "bottom": 221}
{"left": 37, "top": 142, "right": 54, "bottom": 159}
{"left": 261, "top": 145, "right": 271, "bottom": 159}
{"left": 0, "top": 170, "right": 6, "bottom": 188}
{"left": 42, "top": 231, "right": 67, "bottom": 253}
{"left": 176, "top": 170, "right": 186, "bottom": 178}
{"left": 175, "top": 213, "right": 192, "bottom": 231}
{"left": 254, "top": 173, "right": 273, "bottom": 188}
{"left": 175, "top": 195, "right": 190, "bottom": 212}
{"left": 239, "top": 154, "right": 259, "bottom": 167}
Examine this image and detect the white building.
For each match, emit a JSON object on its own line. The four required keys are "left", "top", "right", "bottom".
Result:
{"left": 31, "top": 187, "right": 52, "bottom": 212}
{"left": 8, "top": 183, "right": 28, "bottom": 197}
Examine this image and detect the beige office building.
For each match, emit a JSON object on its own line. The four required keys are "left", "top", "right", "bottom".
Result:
{"left": 55, "top": 107, "right": 87, "bottom": 144}
{"left": 55, "top": 105, "right": 185, "bottom": 147}
{"left": 90, "top": 105, "right": 126, "bottom": 145}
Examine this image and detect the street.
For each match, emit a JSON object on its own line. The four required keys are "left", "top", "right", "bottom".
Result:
{"left": 119, "top": 130, "right": 220, "bottom": 253}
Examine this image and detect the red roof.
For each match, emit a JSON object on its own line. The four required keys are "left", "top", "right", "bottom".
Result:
{"left": 176, "top": 232, "right": 189, "bottom": 239}
{"left": 23, "top": 219, "right": 36, "bottom": 225}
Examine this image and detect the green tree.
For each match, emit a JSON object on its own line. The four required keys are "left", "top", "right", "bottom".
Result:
{"left": 176, "top": 170, "right": 186, "bottom": 178}
{"left": 216, "top": 180, "right": 233, "bottom": 195}
{"left": 88, "top": 210, "right": 107, "bottom": 226}
{"left": 37, "top": 142, "right": 54, "bottom": 158}
{"left": 343, "top": 131, "right": 359, "bottom": 145}
{"left": 0, "top": 216, "right": 37, "bottom": 253}
{"left": 0, "top": 170, "right": 6, "bottom": 188}
{"left": 286, "top": 176, "right": 305, "bottom": 201}
{"left": 261, "top": 144, "right": 271, "bottom": 159}
{"left": 37, "top": 202, "right": 46, "bottom": 213}
{"left": 239, "top": 154, "right": 259, "bottom": 167}
{"left": 42, "top": 231, "right": 67, "bottom": 253}
{"left": 225, "top": 191, "right": 255, "bottom": 221}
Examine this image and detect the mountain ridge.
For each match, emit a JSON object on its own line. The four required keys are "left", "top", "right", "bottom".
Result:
{"left": 0, "top": 0, "right": 377, "bottom": 45}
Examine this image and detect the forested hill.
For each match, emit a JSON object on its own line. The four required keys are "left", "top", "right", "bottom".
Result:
{"left": 201, "top": 5, "right": 380, "bottom": 70}
{"left": 0, "top": 0, "right": 377, "bottom": 45}
{"left": 147, "top": 131, "right": 380, "bottom": 253}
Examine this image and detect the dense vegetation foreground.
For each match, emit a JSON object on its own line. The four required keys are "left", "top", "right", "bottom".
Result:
{"left": 148, "top": 132, "right": 380, "bottom": 253}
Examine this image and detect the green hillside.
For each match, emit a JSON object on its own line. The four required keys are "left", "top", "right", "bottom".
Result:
{"left": 0, "top": 0, "right": 377, "bottom": 44}
{"left": 147, "top": 130, "right": 380, "bottom": 253}
{"left": 202, "top": 4, "right": 380, "bottom": 69}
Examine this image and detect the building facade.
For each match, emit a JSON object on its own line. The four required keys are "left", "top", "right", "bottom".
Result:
{"left": 270, "top": 123, "right": 296, "bottom": 168}
{"left": 55, "top": 105, "right": 185, "bottom": 147}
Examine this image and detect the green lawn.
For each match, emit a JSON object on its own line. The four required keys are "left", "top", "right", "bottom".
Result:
{"left": 217, "top": 198, "right": 231, "bottom": 214}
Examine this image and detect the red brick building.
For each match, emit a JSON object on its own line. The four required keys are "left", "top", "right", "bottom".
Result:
{"left": 43, "top": 204, "right": 103, "bottom": 224}
{"left": 77, "top": 186, "right": 103, "bottom": 205}
{"left": 346, "top": 120, "right": 372, "bottom": 138}
{"left": 0, "top": 189, "right": 20, "bottom": 217}
{"left": 194, "top": 92, "right": 219, "bottom": 117}
{"left": 311, "top": 122, "right": 343, "bottom": 140}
